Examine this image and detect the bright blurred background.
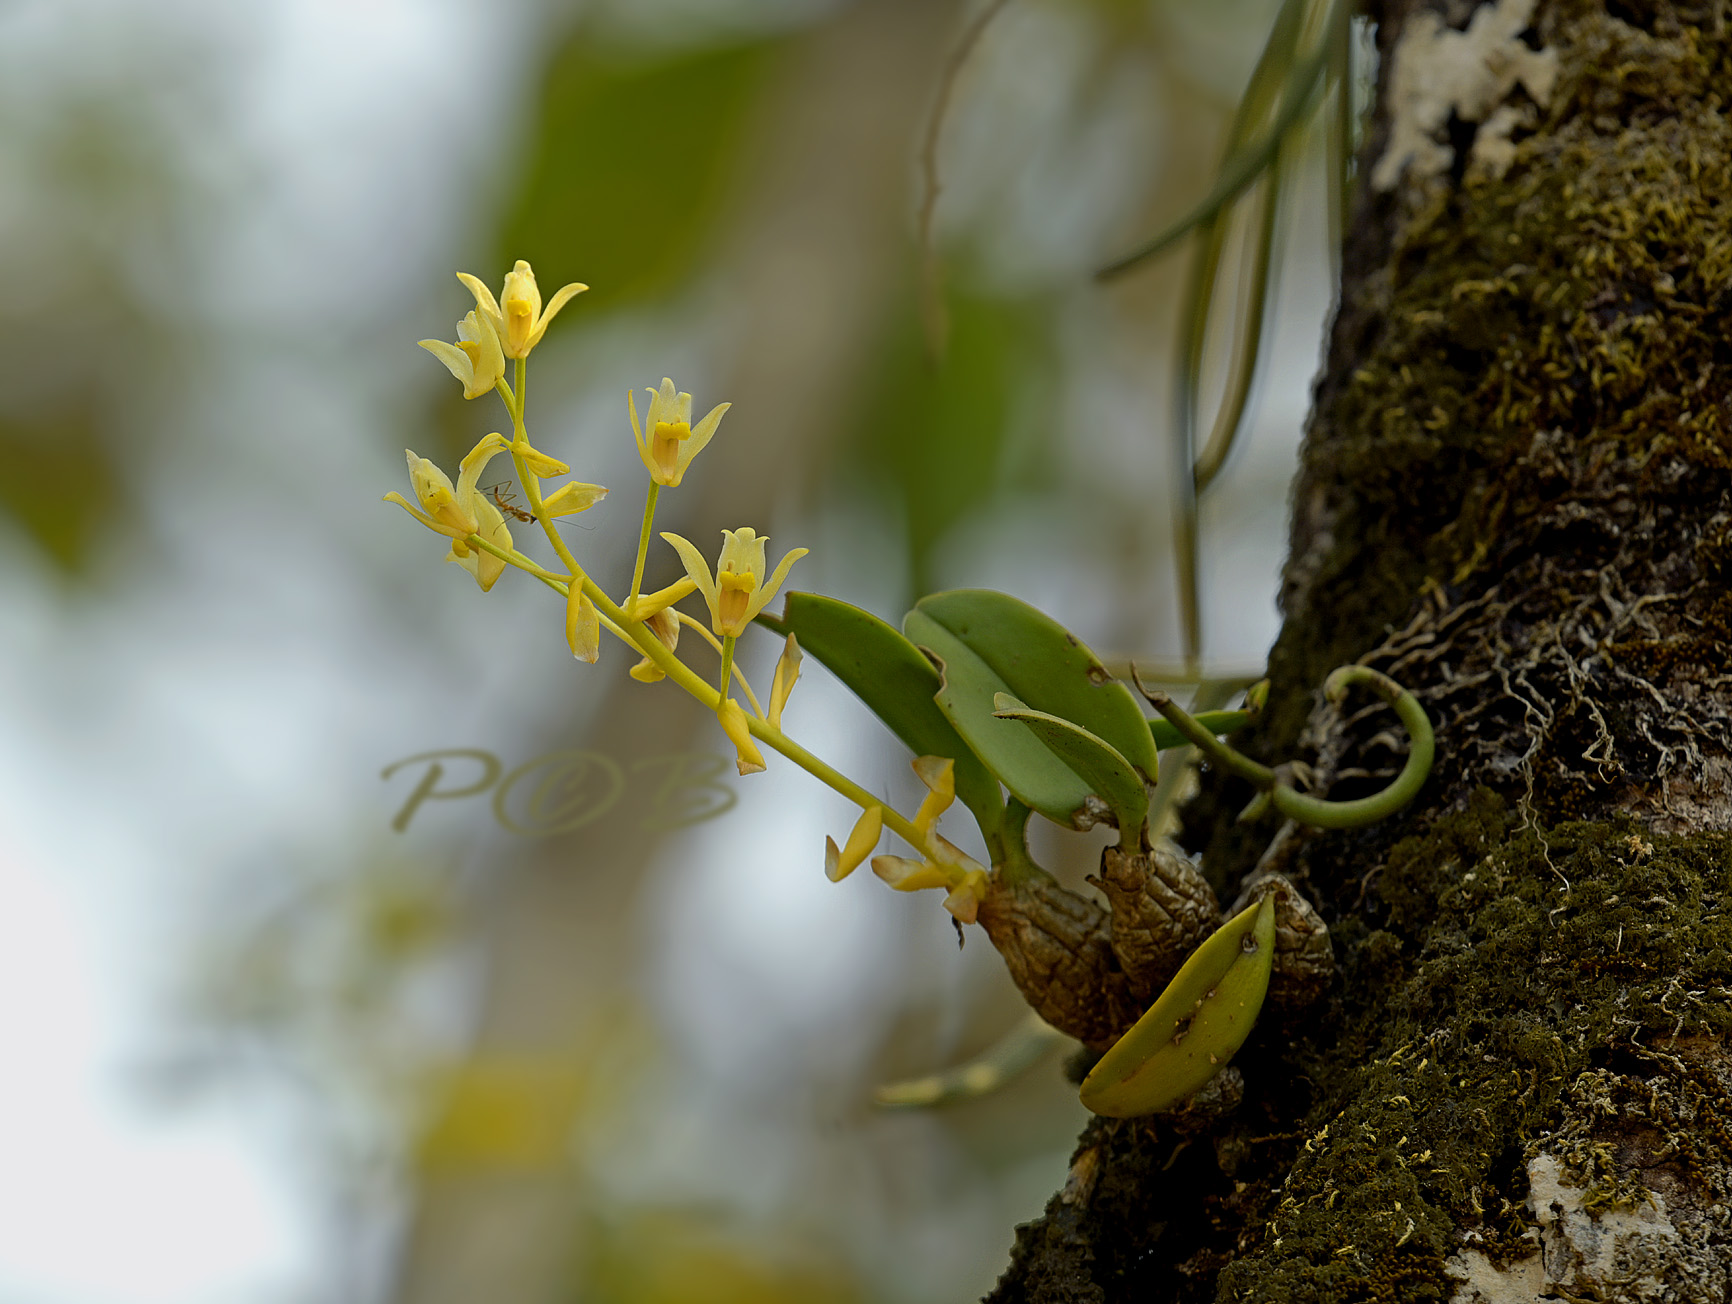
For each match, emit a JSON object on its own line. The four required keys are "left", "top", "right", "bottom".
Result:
{"left": 0, "top": 0, "right": 1343, "bottom": 1299}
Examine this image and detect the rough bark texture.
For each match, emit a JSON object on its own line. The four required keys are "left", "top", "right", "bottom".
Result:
{"left": 989, "top": 0, "right": 1732, "bottom": 1298}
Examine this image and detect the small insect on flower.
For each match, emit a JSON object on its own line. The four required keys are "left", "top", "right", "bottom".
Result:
{"left": 483, "top": 480, "right": 536, "bottom": 525}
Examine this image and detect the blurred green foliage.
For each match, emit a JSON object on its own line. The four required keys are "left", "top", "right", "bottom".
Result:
{"left": 0, "top": 406, "right": 119, "bottom": 574}
{"left": 854, "top": 288, "right": 1055, "bottom": 594}
{"left": 499, "top": 32, "right": 784, "bottom": 311}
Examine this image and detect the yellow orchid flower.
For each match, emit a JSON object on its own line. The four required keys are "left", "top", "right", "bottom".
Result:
{"left": 383, "top": 433, "right": 514, "bottom": 591}
{"left": 629, "top": 378, "right": 730, "bottom": 488}
{"left": 659, "top": 527, "right": 807, "bottom": 639}
{"left": 419, "top": 310, "right": 505, "bottom": 400}
{"left": 457, "top": 261, "right": 587, "bottom": 360}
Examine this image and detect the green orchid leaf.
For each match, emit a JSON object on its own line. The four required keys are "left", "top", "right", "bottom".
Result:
{"left": 1149, "top": 708, "right": 1255, "bottom": 752}
{"left": 992, "top": 693, "right": 1149, "bottom": 836}
{"left": 904, "top": 609, "right": 1094, "bottom": 828}
{"left": 914, "top": 590, "right": 1162, "bottom": 783}
{"left": 763, "top": 593, "right": 1001, "bottom": 838}
{"left": 1079, "top": 897, "right": 1276, "bottom": 1118}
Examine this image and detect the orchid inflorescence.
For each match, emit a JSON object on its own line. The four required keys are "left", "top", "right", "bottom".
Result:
{"left": 388, "top": 260, "right": 990, "bottom": 922}
{"left": 390, "top": 260, "right": 1435, "bottom": 1119}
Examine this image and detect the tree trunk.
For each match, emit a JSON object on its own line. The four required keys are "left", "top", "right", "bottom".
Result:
{"left": 990, "top": 0, "right": 1732, "bottom": 1298}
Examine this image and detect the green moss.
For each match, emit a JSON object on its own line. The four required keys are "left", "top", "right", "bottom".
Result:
{"left": 1211, "top": 791, "right": 1732, "bottom": 1301}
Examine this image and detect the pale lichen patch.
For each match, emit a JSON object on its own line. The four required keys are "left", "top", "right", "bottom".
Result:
{"left": 1447, "top": 1152, "right": 1704, "bottom": 1303}
{"left": 1372, "top": 0, "right": 1559, "bottom": 191}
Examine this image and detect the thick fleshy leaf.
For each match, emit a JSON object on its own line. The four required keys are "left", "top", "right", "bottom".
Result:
{"left": 1079, "top": 897, "right": 1276, "bottom": 1118}
{"left": 914, "top": 591, "right": 1161, "bottom": 782}
{"left": 904, "top": 609, "right": 1093, "bottom": 828}
{"left": 761, "top": 593, "right": 1001, "bottom": 838}
{"left": 993, "top": 693, "right": 1148, "bottom": 836}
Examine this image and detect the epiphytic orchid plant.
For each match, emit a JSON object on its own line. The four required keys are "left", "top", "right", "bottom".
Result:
{"left": 389, "top": 259, "right": 1434, "bottom": 1118}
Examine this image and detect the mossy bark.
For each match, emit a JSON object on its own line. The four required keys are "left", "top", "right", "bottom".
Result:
{"left": 988, "top": 0, "right": 1732, "bottom": 1298}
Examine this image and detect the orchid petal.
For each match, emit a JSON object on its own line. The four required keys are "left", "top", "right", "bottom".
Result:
{"left": 418, "top": 338, "right": 476, "bottom": 392}
{"left": 383, "top": 491, "right": 462, "bottom": 538}
{"left": 456, "top": 272, "right": 503, "bottom": 329}
{"left": 515, "top": 440, "right": 570, "bottom": 477}
{"left": 628, "top": 389, "right": 658, "bottom": 479}
{"left": 456, "top": 432, "right": 510, "bottom": 500}
{"left": 526, "top": 281, "right": 588, "bottom": 350}
{"left": 542, "top": 481, "right": 608, "bottom": 516}
{"left": 680, "top": 401, "right": 730, "bottom": 471}
{"left": 631, "top": 577, "right": 697, "bottom": 620}
{"left": 660, "top": 532, "right": 719, "bottom": 610}
{"left": 745, "top": 546, "right": 809, "bottom": 623}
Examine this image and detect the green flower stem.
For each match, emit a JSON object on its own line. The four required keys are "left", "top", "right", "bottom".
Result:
{"left": 1139, "top": 685, "right": 1279, "bottom": 786}
{"left": 1139, "top": 665, "right": 1434, "bottom": 830}
{"left": 500, "top": 354, "right": 587, "bottom": 581}
{"left": 576, "top": 575, "right": 930, "bottom": 851}
{"left": 1269, "top": 667, "right": 1435, "bottom": 829}
{"left": 675, "top": 614, "right": 764, "bottom": 716}
{"left": 626, "top": 483, "right": 660, "bottom": 617}
{"left": 717, "top": 633, "right": 737, "bottom": 701}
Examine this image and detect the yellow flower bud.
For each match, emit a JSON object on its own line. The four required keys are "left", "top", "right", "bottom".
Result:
{"left": 768, "top": 634, "right": 802, "bottom": 730}
{"left": 717, "top": 698, "right": 766, "bottom": 776}
{"left": 825, "top": 805, "right": 882, "bottom": 882}
{"left": 565, "top": 574, "right": 599, "bottom": 663}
